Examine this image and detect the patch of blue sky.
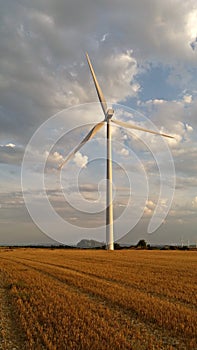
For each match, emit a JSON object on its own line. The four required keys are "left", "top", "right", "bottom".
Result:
{"left": 136, "top": 64, "right": 180, "bottom": 102}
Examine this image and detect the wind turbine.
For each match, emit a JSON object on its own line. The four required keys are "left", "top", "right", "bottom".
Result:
{"left": 59, "top": 53, "right": 174, "bottom": 250}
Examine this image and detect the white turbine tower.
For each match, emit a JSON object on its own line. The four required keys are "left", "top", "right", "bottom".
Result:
{"left": 59, "top": 53, "right": 174, "bottom": 250}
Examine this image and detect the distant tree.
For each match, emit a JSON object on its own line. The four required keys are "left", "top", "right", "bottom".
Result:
{"left": 179, "top": 246, "right": 189, "bottom": 251}
{"left": 136, "top": 239, "right": 147, "bottom": 249}
{"left": 169, "top": 245, "right": 177, "bottom": 250}
{"left": 114, "top": 243, "right": 121, "bottom": 250}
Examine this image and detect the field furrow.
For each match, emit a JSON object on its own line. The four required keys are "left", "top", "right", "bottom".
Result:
{"left": 9, "top": 255, "right": 197, "bottom": 311}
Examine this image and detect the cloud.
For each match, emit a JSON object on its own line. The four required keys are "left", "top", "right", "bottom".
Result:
{"left": 183, "top": 94, "right": 192, "bottom": 103}
{"left": 73, "top": 152, "right": 88, "bottom": 168}
{"left": 190, "top": 37, "right": 197, "bottom": 51}
{"left": 45, "top": 151, "right": 64, "bottom": 171}
{"left": 144, "top": 200, "right": 156, "bottom": 216}
{"left": 100, "top": 33, "right": 109, "bottom": 42}
{"left": 192, "top": 196, "right": 197, "bottom": 208}
{"left": 186, "top": 9, "right": 197, "bottom": 40}
{"left": 0, "top": 144, "right": 24, "bottom": 165}
{"left": 146, "top": 200, "right": 156, "bottom": 210}
{"left": 5, "top": 143, "right": 16, "bottom": 148}
{"left": 139, "top": 96, "right": 196, "bottom": 144}
{"left": 101, "top": 51, "right": 140, "bottom": 102}
{"left": 119, "top": 148, "right": 129, "bottom": 157}
{"left": 0, "top": 191, "right": 24, "bottom": 209}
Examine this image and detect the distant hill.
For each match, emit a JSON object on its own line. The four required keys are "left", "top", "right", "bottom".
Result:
{"left": 77, "top": 239, "right": 104, "bottom": 249}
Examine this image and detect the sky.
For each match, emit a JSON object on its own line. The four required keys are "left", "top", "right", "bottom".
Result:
{"left": 0, "top": 0, "right": 197, "bottom": 246}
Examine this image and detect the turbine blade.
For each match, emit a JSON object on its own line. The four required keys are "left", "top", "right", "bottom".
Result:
{"left": 58, "top": 122, "right": 104, "bottom": 170}
{"left": 86, "top": 53, "right": 108, "bottom": 117}
{"left": 112, "top": 119, "right": 174, "bottom": 139}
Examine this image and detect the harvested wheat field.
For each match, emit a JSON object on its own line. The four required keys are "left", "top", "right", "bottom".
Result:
{"left": 0, "top": 248, "right": 196, "bottom": 350}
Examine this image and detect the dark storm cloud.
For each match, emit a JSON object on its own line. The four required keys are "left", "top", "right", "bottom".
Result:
{"left": 1, "top": 0, "right": 196, "bottom": 144}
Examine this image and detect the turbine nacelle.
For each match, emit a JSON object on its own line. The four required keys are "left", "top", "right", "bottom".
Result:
{"left": 106, "top": 108, "right": 114, "bottom": 120}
